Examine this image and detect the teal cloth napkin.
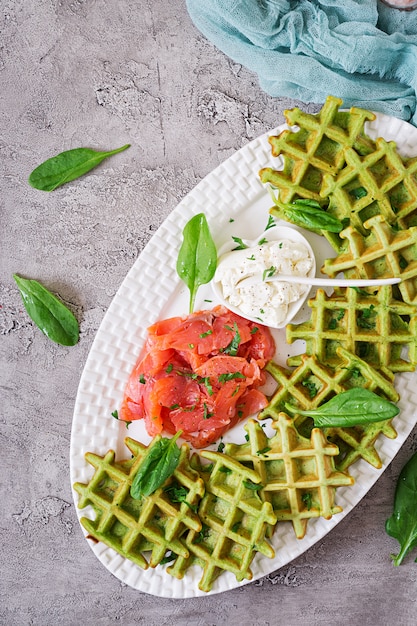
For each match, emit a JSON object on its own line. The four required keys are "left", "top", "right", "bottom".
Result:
{"left": 186, "top": 0, "right": 417, "bottom": 125}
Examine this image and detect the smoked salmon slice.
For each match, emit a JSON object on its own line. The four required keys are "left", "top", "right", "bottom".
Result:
{"left": 119, "top": 305, "right": 275, "bottom": 447}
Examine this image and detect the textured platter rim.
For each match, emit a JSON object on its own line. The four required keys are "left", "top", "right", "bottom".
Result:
{"left": 70, "top": 111, "right": 417, "bottom": 598}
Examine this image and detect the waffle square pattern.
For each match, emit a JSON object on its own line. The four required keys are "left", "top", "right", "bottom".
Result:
{"left": 259, "top": 350, "right": 398, "bottom": 470}
{"left": 286, "top": 285, "right": 417, "bottom": 373}
{"left": 225, "top": 415, "right": 354, "bottom": 540}
{"left": 259, "top": 95, "right": 376, "bottom": 205}
{"left": 73, "top": 437, "right": 205, "bottom": 570}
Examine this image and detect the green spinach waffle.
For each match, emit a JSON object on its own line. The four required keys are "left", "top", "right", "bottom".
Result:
{"left": 259, "top": 350, "right": 398, "bottom": 470}
{"left": 225, "top": 415, "right": 354, "bottom": 539}
{"left": 167, "top": 450, "right": 276, "bottom": 592}
{"left": 286, "top": 285, "right": 417, "bottom": 374}
{"left": 322, "top": 215, "right": 417, "bottom": 306}
{"left": 73, "top": 436, "right": 205, "bottom": 570}
{"left": 259, "top": 95, "right": 376, "bottom": 205}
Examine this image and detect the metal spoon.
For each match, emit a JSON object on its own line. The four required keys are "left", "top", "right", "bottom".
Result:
{"left": 237, "top": 273, "right": 401, "bottom": 289}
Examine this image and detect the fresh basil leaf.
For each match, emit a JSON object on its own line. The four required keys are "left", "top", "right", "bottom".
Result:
{"left": 13, "top": 274, "right": 79, "bottom": 346}
{"left": 130, "top": 431, "right": 182, "bottom": 499}
{"left": 386, "top": 450, "right": 417, "bottom": 566}
{"left": 176, "top": 213, "right": 217, "bottom": 313}
{"left": 28, "top": 144, "right": 130, "bottom": 191}
{"left": 285, "top": 388, "right": 399, "bottom": 428}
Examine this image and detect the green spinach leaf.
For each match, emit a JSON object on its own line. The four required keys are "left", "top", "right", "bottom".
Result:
{"left": 386, "top": 450, "right": 417, "bottom": 565}
{"left": 285, "top": 388, "right": 399, "bottom": 428}
{"left": 176, "top": 213, "right": 217, "bottom": 313}
{"left": 130, "top": 430, "right": 182, "bottom": 499}
{"left": 269, "top": 191, "right": 344, "bottom": 233}
{"left": 13, "top": 274, "right": 79, "bottom": 346}
{"left": 28, "top": 144, "right": 130, "bottom": 191}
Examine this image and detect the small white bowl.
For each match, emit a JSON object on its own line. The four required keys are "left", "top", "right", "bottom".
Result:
{"left": 211, "top": 226, "right": 316, "bottom": 329}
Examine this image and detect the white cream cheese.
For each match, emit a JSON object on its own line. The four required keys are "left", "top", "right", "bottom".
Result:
{"left": 214, "top": 239, "right": 314, "bottom": 327}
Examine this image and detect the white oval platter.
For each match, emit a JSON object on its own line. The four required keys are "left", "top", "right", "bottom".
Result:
{"left": 70, "top": 111, "right": 417, "bottom": 598}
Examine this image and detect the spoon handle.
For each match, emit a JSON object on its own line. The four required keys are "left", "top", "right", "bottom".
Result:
{"left": 239, "top": 274, "right": 401, "bottom": 288}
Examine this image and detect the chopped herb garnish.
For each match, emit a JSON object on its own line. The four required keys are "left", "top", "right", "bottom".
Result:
{"left": 164, "top": 482, "right": 198, "bottom": 513}
{"left": 302, "top": 379, "right": 319, "bottom": 398}
{"left": 258, "top": 237, "right": 268, "bottom": 245}
{"left": 350, "top": 367, "right": 362, "bottom": 379}
{"left": 231, "top": 236, "right": 248, "bottom": 250}
{"left": 202, "top": 376, "right": 213, "bottom": 396}
{"left": 399, "top": 255, "right": 408, "bottom": 269}
{"left": 265, "top": 215, "right": 276, "bottom": 231}
{"left": 203, "top": 402, "right": 214, "bottom": 419}
{"left": 262, "top": 266, "right": 276, "bottom": 281}
{"left": 247, "top": 254, "right": 256, "bottom": 261}
{"left": 218, "top": 372, "right": 245, "bottom": 383}
{"left": 199, "top": 329, "right": 213, "bottom": 338}
{"left": 256, "top": 446, "right": 271, "bottom": 456}
{"left": 231, "top": 521, "right": 241, "bottom": 533}
{"left": 350, "top": 286, "right": 373, "bottom": 296}
{"left": 165, "top": 363, "right": 173, "bottom": 373}
{"left": 331, "top": 310, "right": 344, "bottom": 327}
{"left": 222, "top": 322, "right": 241, "bottom": 356}
{"left": 357, "top": 304, "right": 376, "bottom": 329}
{"left": 217, "top": 441, "right": 225, "bottom": 453}
{"left": 111, "top": 409, "right": 131, "bottom": 429}
{"left": 160, "top": 551, "right": 177, "bottom": 565}
{"left": 250, "top": 326, "right": 259, "bottom": 334}
{"left": 219, "top": 466, "right": 232, "bottom": 473}
{"left": 302, "top": 492, "right": 313, "bottom": 510}
{"left": 188, "top": 343, "right": 195, "bottom": 349}
{"left": 139, "top": 374, "right": 146, "bottom": 384}
{"left": 194, "top": 524, "right": 210, "bottom": 544}
{"left": 243, "top": 480, "right": 263, "bottom": 491}
{"left": 350, "top": 186, "right": 368, "bottom": 200}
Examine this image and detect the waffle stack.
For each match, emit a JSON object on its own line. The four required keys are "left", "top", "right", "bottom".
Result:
{"left": 259, "top": 95, "right": 376, "bottom": 206}
{"left": 225, "top": 415, "right": 354, "bottom": 539}
{"left": 259, "top": 350, "right": 398, "bottom": 470}
{"left": 259, "top": 95, "right": 417, "bottom": 251}
{"left": 168, "top": 450, "right": 276, "bottom": 592}
{"left": 321, "top": 138, "right": 417, "bottom": 236}
{"left": 74, "top": 422, "right": 356, "bottom": 591}
{"left": 257, "top": 96, "right": 415, "bottom": 477}
{"left": 74, "top": 437, "right": 277, "bottom": 592}
{"left": 73, "top": 436, "right": 205, "bottom": 570}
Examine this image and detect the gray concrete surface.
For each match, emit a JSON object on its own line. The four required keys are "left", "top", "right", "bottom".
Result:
{"left": 1, "top": 1, "right": 417, "bottom": 624}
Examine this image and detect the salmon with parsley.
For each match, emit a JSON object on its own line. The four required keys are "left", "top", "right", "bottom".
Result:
{"left": 119, "top": 305, "right": 275, "bottom": 448}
